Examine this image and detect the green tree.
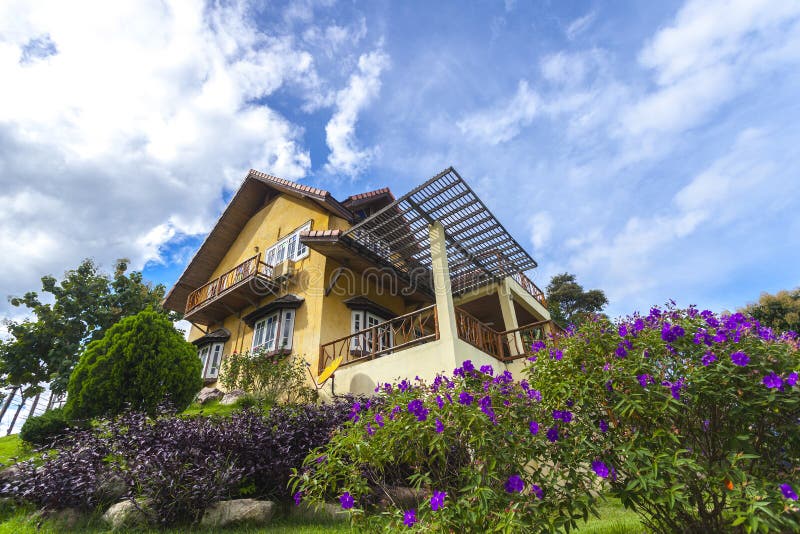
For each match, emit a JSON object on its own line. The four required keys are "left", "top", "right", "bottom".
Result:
{"left": 740, "top": 288, "right": 800, "bottom": 334}
{"left": 64, "top": 308, "right": 202, "bottom": 419}
{"left": 0, "top": 258, "right": 173, "bottom": 397}
{"left": 545, "top": 272, "right": 608, "bottom": 326}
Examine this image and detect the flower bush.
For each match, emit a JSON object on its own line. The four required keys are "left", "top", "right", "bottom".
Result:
{"left": 290, "top": 370, "right": 601, "bottom": 532}
{"left": 220, "top": 350, "right": 316, "bottom": 406}
{"left": 527, "top": 305, "right": 800, "bottom": 533}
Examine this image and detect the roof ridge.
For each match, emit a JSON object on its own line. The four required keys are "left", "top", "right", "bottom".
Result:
{"left": 247, "top": 169, "right": 330, "bottom": 198}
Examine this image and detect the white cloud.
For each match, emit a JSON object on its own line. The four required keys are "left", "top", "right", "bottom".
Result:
{"left": 323, "top": 49, "right": 390, "bottom": 178}
{"left": 0, "top": 0, "right": 319, "bottom": 312}
{"left": 566, "top": 10, "right": 597, "bottom": 40}
{"left": 457, "top": 80, "right": 540, "bottom": 145}
{"left": 528, "top": 212, "right": 554, "bottom": 250}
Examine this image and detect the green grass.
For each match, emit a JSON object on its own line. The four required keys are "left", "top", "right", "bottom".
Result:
{"left": 0, "top": 434, "right": 36, "bottom": 466}
{"left": 575, "top": 499, "right": 644, "bottom": 534}
{"left": 180, "top": 399, "right": 243, "bottom": 418}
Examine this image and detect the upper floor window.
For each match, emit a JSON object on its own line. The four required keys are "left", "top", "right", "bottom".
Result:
{"left": 265, "top": 222, "right": 311, "bottom": 267}
{"left": 350, "top": 310, "right": 393, "bottom": 353}
{"left": 252, "top": 309, "right": 295, "bottom": 353}
{"left": 198, "top": 342, "right": 223, "bottom": 380}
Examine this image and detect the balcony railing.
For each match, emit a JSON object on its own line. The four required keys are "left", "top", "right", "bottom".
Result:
{"left": 318, "top": 304, "right": 439, "bottom": 374}
{"left": 509, "top": 271, "right": 547, "bottom": 307}
{"left": 455, "top": 307, "right": 554, "bottom": 362}
{"left": 185, "top": 253, "right": 274, "bottom": 314}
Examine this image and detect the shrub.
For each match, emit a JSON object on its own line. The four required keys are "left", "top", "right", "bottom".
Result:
{"left": 291, "top": 370, "right": 601, "bottom": 532}
{"left": 3, "top": 399, "right": 359, "bottom": 524}
{"left": 220, "top": 350, "right": 316, "bottom": 406}
{"left": 19, "top": 407, "right": 71, "bottom": 446}
{"left": 527, "top": 305, "right": 800, "bottom": 533}
{"left": 64, "top": 308, "right": 202, "bottom": 419}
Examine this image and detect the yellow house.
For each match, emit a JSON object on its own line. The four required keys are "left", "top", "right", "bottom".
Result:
{"left": 164, "top": 167, "right": 558, "bottom": 396}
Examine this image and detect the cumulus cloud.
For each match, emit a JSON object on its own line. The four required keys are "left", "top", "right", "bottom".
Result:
{"left": 0, "top": 0, "right": 319, "bottom": 313}
{"left": 323, "top": 49, "right": 390, "bottom": 178}
{"left": 457, "top": 80, "right": 540, "bottom": 145}
{"left": 528, "top": 212, "right": 554, "bottom": 250}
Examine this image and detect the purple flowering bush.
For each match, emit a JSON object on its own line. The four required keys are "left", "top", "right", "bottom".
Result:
{"left": 527, "top": 305, "right": 800, "bottom": 533}
{"left": 290, "top": 368, "right": 601, "bottom": 532}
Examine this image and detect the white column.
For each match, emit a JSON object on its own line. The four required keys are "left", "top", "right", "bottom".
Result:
{"left": 428, "top": 221, "right": 459, "bottom": 347}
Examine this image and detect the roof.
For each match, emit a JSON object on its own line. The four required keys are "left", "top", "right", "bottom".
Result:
{"left": 242, "top": 294, "right": 305, "bottom": 326}
{"left": 342, "top": 187, "right": 395, "bottom": 209}
{"left": 191, "top": 327, "right": 231, "bottom": 346}
{"left": 342, "top": 295, "right": 398, "bottom": 319}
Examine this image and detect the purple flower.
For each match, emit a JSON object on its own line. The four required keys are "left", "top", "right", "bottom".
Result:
{"left": 599, "top": 419, "right": 609, "bottom": 433}
{"left": 407, "top": 399, "right": 429, "bottom": 422}
{"left": 780, "top": 483, "right": 798, "bottom": 500}
{"left": 730, "top": 351, "right": 749, "bottom": 366}
{"left": 458, "top": 391, "right": 474, "bottom": 406}
{"left": 479, "top": 396, "right": 496, "bottom": 423}
{"left": 293, "top": 491, "right": 303, "bottom": 506}
{"left": 529, "top": 420, "right": 539, "bottom": 435}
{"left": 603, "top": 362, "right": 612, "bottom": 371}
{"left": 462, "top": 360, "right": 475, "bottom": 373}
{"left": 618, "top": 324, "right": 628, "bottom": 337}
{"left": 340, "top": 492, "right": 354, "bottom": 509}
{"left": 550, "top": 348, "right": 563, "bottom": 360}
{"left": 787, "top": 372, "right": 799, "bottom": 387}
{"left": 480, "top": 364, "right": 494, "bottom": 376}
{"left": 430, "top": 490, "right": 446, "bottom": 511}
{"left": 552, "top": 410, "right": 573, "bottom": 423}
{"left": 505, "top": 474, "right": 525, "bottom": 493}
{"left": 403, "top": 509, "right": 417, "bottom": 527}
{"left": 701, "top": 351, "right": 716, "bottom": 366}
{"left": 605, "top": 380, "right": 613, "bottom": 392}
{"left": 375, "top": 413, "right": 385, "bottom": 428}
{"left": 389, "top": 405, "right": 401, "bottom": 420}
{"left": 531, "top": 484, "right": 543, "bottom": 499}
{"left": 435, "top": 418, "right": 444, "bottom": 433}
{"left": 315, "top": 455, "right": 326, "bottom": 464}
{"left": 435, "top": 395, "right": 444, "bottom": 409}
{"left": 637, "top": 374, "right": 650, "bottom": 388}
{"left": 615, "top": 343, "right": 628, "bottom": 358}
{"left": 632, "top": 318, "right": 645, "bottom": 333}
{"left": 528, "top": 389, "right": 542, "bottom": 401}
{"left": 398, "top": 379, "right": 411, "bottom": 392}
{"left": 661, "top": 322, "right": 685, "bottom": 343}
{"left": 763, "top": 372, "right": 783, "bottom": 389}
{"left": 366, "top": 423, "right": 374, "bottom": 436}
{"left": 546, "top": 425, "right": 559, "bottom": 442}
{"left": 702, "top": 419, "right": 710, "bottom": 431}
{"left": 591, "top": 460, "right": 610, "bottom": 478}
{"left": 531, "top": 340, "right": 546, "bottom": 353}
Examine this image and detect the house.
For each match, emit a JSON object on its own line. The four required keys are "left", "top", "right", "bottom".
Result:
{"left": 164, "top": 167, "right": 558, "bottom": 395}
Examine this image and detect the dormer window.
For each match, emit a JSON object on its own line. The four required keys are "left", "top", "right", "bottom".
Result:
{"left": 244, "top": 294, "right": 304, "bottom": 355}
{"left": 192, "top": 328, "right": 231, "bottom": 381}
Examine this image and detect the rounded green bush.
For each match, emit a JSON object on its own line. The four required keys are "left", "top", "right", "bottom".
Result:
{"left": 19, "top": 407, "right": 70, "bottom": 446}
{"left": 64, "top": 308, "right": 202, "bottom": 420}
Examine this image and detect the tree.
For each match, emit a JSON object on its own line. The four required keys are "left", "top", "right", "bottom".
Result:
{"left": 545, "top": 272, "right": 608, "bottom": 326}
{"left": 0, "top": 258, "right": 173, "bottom": 397}
{"left": 740, "top": 288, "right": 800, "bottom": 334}
{"left": 64, "top": 308, "right": 202, "bottom": 419}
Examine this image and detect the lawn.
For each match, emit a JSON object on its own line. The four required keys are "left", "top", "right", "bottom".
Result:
{"left": 0, "top": 434, "right": 35, "bottom": 466}
{"left": 0, "top": 500, "right": 643, "bottom": 533}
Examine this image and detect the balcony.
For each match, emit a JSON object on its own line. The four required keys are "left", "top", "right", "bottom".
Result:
{"left": 509, "top": 271, "right": 547, "bottom": 307}
{"left": 455, "top": 308, "right": 553, "bottom": 362}
{"left": 318, "top": 305, "right": 439, "bottom": 374}
{"left": 184, "top": 253, "right": 278, "bottom": 325}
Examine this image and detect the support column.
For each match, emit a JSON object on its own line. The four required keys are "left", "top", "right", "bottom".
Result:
{"left": 498, "top": 279, "right": 523, "bottom": 356}
{"left": 428, "top": 221, "right": 458, "bottom": 368}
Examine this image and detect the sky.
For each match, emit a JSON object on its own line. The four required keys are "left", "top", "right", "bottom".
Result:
{"left": 1, "top": 0, "right": 799, "bottom": 325}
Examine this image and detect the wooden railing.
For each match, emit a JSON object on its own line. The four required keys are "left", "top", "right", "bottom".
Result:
{"left": 455, "top": 307, "right": 554, "bottom": 362}
{"left": 510, "top": 271, "right": 547, "bottom": 307}
{"left": 185, "top": 253, "right": 273, "bottom": 313}
{"left": 318, "top": 305, "right": 439, "bottom": 374}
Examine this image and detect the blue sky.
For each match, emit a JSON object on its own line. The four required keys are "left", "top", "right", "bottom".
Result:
{"left": 1, "top": 0, "right": 799, "bottom": 323}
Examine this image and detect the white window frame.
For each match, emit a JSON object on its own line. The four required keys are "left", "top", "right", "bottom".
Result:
{"left": 199, "top": 342, "right": 224, "bottom": 379}
{"left": 350, "top": 310, "right": 393, "bottom": 353}
{"left": 252, "top": 309, "right": 295, "bottom": 353}
{"left": 265, "top": 221, "right": 311, "bottom": 267}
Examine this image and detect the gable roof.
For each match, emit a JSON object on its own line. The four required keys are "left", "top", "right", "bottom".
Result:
{"left": 342, "top": 187, "right": 395, "bottom": 209}
{"left": 164, "top": 170, "right": 396, "bottom": 314}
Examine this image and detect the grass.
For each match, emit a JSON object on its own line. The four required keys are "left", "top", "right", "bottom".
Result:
{"left": 0, "top": 434, "right": 36, "bottom": 466}
{"left": 574, "top": 499, "right": 644, "bottom": 534}
{"left": 180, "top": 399, "right": 243, "bottom": 418}
{"left": 0, "top": 499, "right": 644, "bottom": 534}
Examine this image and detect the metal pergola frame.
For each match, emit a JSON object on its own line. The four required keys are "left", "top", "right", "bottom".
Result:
{"left": 342, "top": 167, "right": 538, "bottom": 295}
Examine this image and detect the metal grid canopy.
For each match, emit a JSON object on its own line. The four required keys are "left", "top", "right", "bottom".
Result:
{"left": 342, "top": 167, "right": 538, "bottom": 295}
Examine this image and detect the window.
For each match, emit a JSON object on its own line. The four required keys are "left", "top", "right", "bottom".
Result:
{"left": 198, "top": 342, "right": 224, "bottom": 379}
{"left": 350, "top": 310, "right": 393, "bottom": 353}
{"left": 252, "top": 309, "right": 295, "bottom": 353}
{"left": 265, "top": 222, "right": 311, "bottom": 266}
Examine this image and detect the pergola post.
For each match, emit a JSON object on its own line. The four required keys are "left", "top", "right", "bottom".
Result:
{"left": 498, "top": 279, "right": 523, "bottom": 356}
{"left": 429, "top": 221, "right": 458, "bottom": 346}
